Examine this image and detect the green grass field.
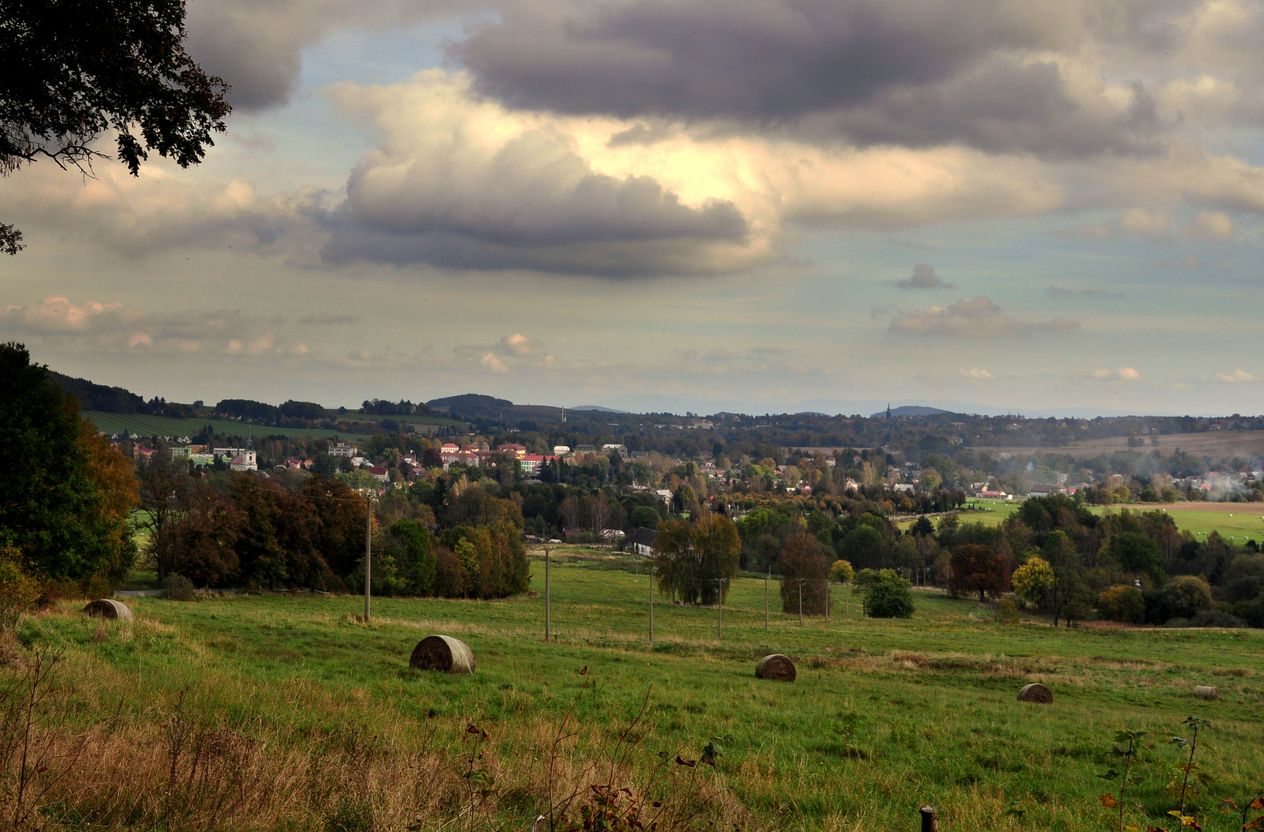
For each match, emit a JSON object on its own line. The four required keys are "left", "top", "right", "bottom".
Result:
{"left": 83, "top": 410, "right": 466, "bottom": 441}
{"left": 84, "top": 411, "right": 366, "bottom": 441}
{"left": 7, "top": 549, "right": 1262, "bottom": 831}
{"left": 947, "top": 499, "right": 1264, "bottom": 545}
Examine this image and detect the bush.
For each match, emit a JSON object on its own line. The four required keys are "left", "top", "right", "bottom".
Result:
{"left": 165, "top": 573, "right": 196, "bottom": 601}
{"left": 863, "top": 569, "right": 913, "bottom": 619}
{"left": 1097, "top": 584, "right": 1145, "bottom": 623}
{"left": 995, "top": 596, "right": 1020, "bottom": 624}
{"left": 0, "top": 544, "right": 40, "bottom": 632}
{"left": 1147, "top": 575, "right": 1213, "bottom": 624}
{"left": 1187, "top": 609, "right": 1247, "bottom": 628}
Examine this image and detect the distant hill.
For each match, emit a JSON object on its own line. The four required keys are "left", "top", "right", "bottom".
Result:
{"left": 870, "top": 405, "right": 955, "bottom": 418}
{"left": 426, "top": 393, "right": 514, "bottom": 418}
{"left": 50, "top": 371, "right": 146, "bottom": 413}
{"left": 570, "top": 405, "right": 627, "bottom": 413}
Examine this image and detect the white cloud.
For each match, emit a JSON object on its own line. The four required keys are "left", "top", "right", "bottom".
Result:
{"left": 1121, "top": 208, "right": 1172, "bottom": 238}
{"left": 959, "top": 367, "right": 993, "bottom": 381}
{"left": 1215, "top": 368, "right": 1256, "bottom": 383}
{"left": 0, "top": 297, "right": 302, "bottom": 357}
{"left": 1089, "top": 367, "right": 1142, "bottom": 381}
{"left": 481, "top": 353, "right": 508, "bottom": 373}
{"left": 889, "top": 296, "right": 1079, "bottom": 338}
{"left": 1189, "top": 210, "right": 1234, "bottom": 240}
{"left": 499, "top": 333, "right": 532, "bottom": 356}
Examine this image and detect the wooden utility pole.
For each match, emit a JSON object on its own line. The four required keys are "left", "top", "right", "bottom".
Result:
{"left": 764, "top": 568, "right": 770, "bottom": 630}
{"left": 544, "top": 547, "right": 551, "bottom": 642}
{"left": 919, "top": 806, "right": 938, "bottom": 832}
{"left": 824, "top": 579, "right": 829, "bottom": 624}
{"left": 648, "top": 563, "right": 654, "bottom": 645}
{"left": 364, "top": 494, "right": 372, "bottom": 622}
{"left": 713, "top": 577, "right": 726, "bottom": 639}
{"left": 797, "top": 578, "right": 805, "bottom": 626}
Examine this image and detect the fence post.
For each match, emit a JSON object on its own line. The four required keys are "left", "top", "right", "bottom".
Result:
{"left": 919, "top": 805, "right": 938, "bottom": 832}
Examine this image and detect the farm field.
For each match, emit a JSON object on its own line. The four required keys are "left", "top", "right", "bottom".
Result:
{"left": 7, "top": 549, "right": 1262, "bottom": 831}
{"left": 83, "top": 410, "right": 465, "bottom": 442}
{"left": 84, "top": 411, "right": 365, "bottom": 441}
{"left": 946, "top": 498, "right": 1264, "bottom": 544}
{"left": 987, "top": 428, "right": 1264, "bottom": 460}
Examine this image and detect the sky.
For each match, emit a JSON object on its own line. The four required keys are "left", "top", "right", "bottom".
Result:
{"left": 4, "top": 0, "right": 1264, "bottom": 417}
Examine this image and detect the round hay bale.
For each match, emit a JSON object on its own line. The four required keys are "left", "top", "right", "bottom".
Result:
{"left": 1194, "top": 685, "right": 1219, "bottom": 700}
{"left": 82, "top": 599, "right": 133, "bottom": 621}
{"left": 1017, "top": 682, "right": 1053, "bottom": 704}
{"left": 410, "top": 635, "right": 476, "bottom": 674}
{"left": 755, "top": 654, "right": 796, "bottom": 682}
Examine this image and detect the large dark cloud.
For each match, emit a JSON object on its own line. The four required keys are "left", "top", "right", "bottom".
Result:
{"left": 185, "top": 0, "right": 477, "bottom": 110}
{"left": 454, "top": 1, "right": 1068, "bottom": 120}
{"left": 451, "top": 1, "right": 1177, "bottom": 157}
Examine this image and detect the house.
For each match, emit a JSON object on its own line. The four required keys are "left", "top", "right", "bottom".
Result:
{"left": 497, "top": 443, "right": 528, "bottom": 458}
{"left": 624, "top": 527, "right": 658, "bottom": 557}
{"left": 518, "top": 454, "right": 558, "bottom": 476}
{"left": 328, "top": 442, "right": 358, "bottom": 458}
{"left": 553, "top": 445, "right": 571, "bottom": 456}
{"left": 369, "top": 465, "right": 389, "bottom": 483}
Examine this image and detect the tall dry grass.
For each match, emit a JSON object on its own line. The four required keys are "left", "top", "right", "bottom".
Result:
{"left": 0, "top": 643, "right": 751, "bottom": 832}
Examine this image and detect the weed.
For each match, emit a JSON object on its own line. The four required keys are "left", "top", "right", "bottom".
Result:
{"left": 1098, "top": 729, "right": 1146, "bottom": 832}
{"left": 1219, "top": 792, "right": 1264, "bottom": 831}
{"left": 1169, "top": 715, "right": 1211, "bottom": 826}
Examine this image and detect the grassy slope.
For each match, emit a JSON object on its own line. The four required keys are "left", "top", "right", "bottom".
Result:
{"left": 12, "top": 550, "right": 1263, "bottom": 831}
{"left": 83, "top": 410, "right": 465, "bottom": 441}
{"left": 948, "top": 499, "right": 1264, "bottom": 543}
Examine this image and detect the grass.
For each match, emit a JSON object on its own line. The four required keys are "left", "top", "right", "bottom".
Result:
{"left": 917, "top": 499, "right": 1264, "bottom": 545}
{"left": 84, "top": 411, "right": 366, "bottom": 441}
{"left": 83, "top": 410, "right": 465, "bottom": 442}
{"left": 4, "top": 548, "right": 1262, "bottom": 831}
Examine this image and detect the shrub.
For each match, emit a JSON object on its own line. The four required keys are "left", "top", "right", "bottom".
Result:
{"left": 0, "top": 544, "right": 40, "bottom": 632}
{"left": 1148, "top": 575, "right": 1213, "bottom": 624}
{"left": 995, "top": 595, "right": 1020, "bottom": 624}
{"left": 863, "top": 569, "right": 913, "bottom": 619}
{"left": 1097, "top": 584, "right": 1145, "bottom": 623}
{"left": 1186, "top": 609, "right": 1247, "bottom": 628}
{"left": 165, "top": 573, "right": 196, "bottom": 601}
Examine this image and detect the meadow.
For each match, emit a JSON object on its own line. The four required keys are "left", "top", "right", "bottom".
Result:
{"left": 83, "top": 410, "right": 465, "bottom": 442}
{"left": 4, "top": 548, "right": 1262, "bottom": 831}
{"left": 954, "top": 498, "right": 1264, "bottom": 544}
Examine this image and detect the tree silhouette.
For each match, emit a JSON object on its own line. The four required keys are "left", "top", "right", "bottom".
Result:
{"left": 1, "top": 0, "right": 230, "bottom": 252}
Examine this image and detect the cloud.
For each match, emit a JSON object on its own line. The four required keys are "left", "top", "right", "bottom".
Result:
{"left": 1189, "top": 210, "right": 1234, "bottom": 240}
{"left": 1122, "top": 208, "right": 1173, "bottom": 238}
{"left": 1, "top": 296, "right": 135, "bottom": 334}
{"left": 888, "top": 296, "right": 1080, "bottom": 338}
{"left": 895, "top": 263, "right": 954, "bottom": 290}
{"left": 2, "top": 162, "right": 325, "bottom": 258}
{"left": 184, "top": 0, "right": 476, "bottom": 110}
{"left": 320, "top": 72, "right": 752, "bottom": 276}
{"left": 0, "top": 297, "right": 304, "bottom": 357}
{"left": 959, "top": 367, "right": 994, "bottom": 381}
{"left": 1045, "top": 286, "right": 1125, "bottom": 299}
{"left": 299, "top": 313, "right": 361, "bottom": 325}
{"left": 1215, "top": 368, "right": 1256, "bottom": 383}
{"left": 453, "top": 1, "right": 1166, "bottom": 158}
{"left": 1088, "top": 367, "right": 1142, "bottom": 381}
{"left": 481, "top": 353, "right": 508, "bottom": 373}
{"left": 499, "top": 333, "right": 532, "bottom": 356}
